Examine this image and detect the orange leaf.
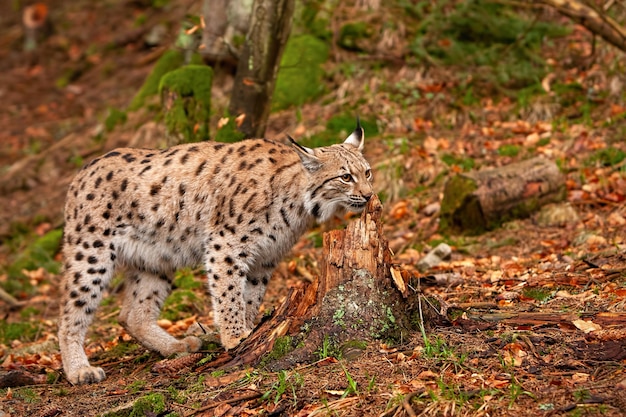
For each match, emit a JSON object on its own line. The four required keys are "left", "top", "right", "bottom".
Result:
{"left": 610, "top": 104, "right": 626, "bottom": 116}
{"left": 389, "top": 201, "right": 409, "bottom": 219}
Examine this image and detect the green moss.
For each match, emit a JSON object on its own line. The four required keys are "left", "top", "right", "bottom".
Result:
{"left": 586, "top": 147, "right": 626, "bottom": 167}
{"left": 104, "top": 107, "right": 127, "bottom": 132}
{"left": 0, "top": 321, "right": 41, "bottom": 344}
{"left": 441, "top": 153, "right": 476, "bottom": 171}
{"left": 411, "top": 0, "right": 570, "bottom": 95}
{"left": 3, "top": 229, "right": 63, "bottom": 296}
{"left": 104, "top": 341, "right": 141, "bottom": 358}
{"left": 338, "top": 22, "right": 372, "bottom": 51}
{"left": 273, "top": 35, "right": 329, "bottom": 110}
{"left": 439, "top": 175, "right": 481, "bottom": 234}
{"left": 13, "top": 388, "right": 40, "bottom": 404}
{"left": 161, "top": 289, "right": 200, "bottom": 321}
{"left": 173, "top": 268, "right": 202, "bottom": 290}
{"left": 214, "top": 114, "right": 246, "bottom": 143}
{"left": 259, "top": 335, "right": 294, "bottom": 367}
{"left": 522, "top": 287, "right": 552, "bottom": 302}
{"left": 102, "top": 393, "right": 166, "bottom": 417}
{"left": 127, "top": 380, "right": 146, "bottom": 394}
{"left": 129, "top": 49, "right": 185, "bottom": 111}
{"left": 498, "top": 144, "right": 520, "bottom": 157}
{"left": 159, "top": 64, "right": 214, "bottom": 143}
{"left": 20, "top": 306, "right": 40, "bottom": 319}
{"left": 293, "top": 0, "right": 332, "bottom": 40}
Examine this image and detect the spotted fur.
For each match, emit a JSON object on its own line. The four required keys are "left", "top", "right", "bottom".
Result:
{"left": 58, "top": 122, "right": 373, "bottom": 384}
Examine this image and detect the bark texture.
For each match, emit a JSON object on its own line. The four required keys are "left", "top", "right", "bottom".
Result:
{"left": 440, "top": 157, "right": 566, "bottom": 234}
{"left": 201, "top": 0, "right": 251, "bottom": 65}
{"left": 228, "top": 0, "right": 295, "bottom": 138}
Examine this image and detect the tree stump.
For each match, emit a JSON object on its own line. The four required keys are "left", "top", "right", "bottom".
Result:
{"left": 210, "top": 195, "right": 419, "bottom": 370}
{"left": 439, "top": 157, "right": 566, "bottom": 235}
{"left": 159, "top": 65, "right": 213, "bottom": 145}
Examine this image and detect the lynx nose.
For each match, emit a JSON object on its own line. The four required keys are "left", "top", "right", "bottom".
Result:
{"left": 363, "top": 193, "right": 373, "bottom": 202}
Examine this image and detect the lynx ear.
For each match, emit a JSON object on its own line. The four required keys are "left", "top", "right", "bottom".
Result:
{"left": 288, "top": 135, "right": 321, "bottom": 171}
{"left": 343, "top": 117, "right": 364, "bottom": 152}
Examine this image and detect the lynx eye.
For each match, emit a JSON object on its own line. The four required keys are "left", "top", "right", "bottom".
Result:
{"left": 365, "top": 169, "right": 372, "bottom": 180}
{"left": 340, "top": 173, "right": 353, "bottom": 182}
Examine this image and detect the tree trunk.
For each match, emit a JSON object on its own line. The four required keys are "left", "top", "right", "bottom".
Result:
{"left": 439, "top": 157, "right": 566, "bottom": 235}
{"left": 228, "top": 0, "right": 295, "bottom": 138}
{"left": 201, "top": 0, "right": 251, "bottom": 66}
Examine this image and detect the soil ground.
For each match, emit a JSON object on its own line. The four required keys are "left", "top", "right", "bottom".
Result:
{"left": 1, "top": 1, "right": 626, "bottom": 416}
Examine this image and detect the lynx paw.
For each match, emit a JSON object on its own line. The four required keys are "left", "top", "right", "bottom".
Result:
{"left": 221, "top": 328, "right": 252, "bottom": 350}
{"left": 67, "top": 366, "right": 106, "bottom": 385}
{"left": 181, "top": 336, "right": 202, "bottom": 352}
{"left": 160, "top": 336, "right": 202, "bottom": 356}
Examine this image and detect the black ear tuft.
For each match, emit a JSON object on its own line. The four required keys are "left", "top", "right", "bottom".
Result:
{"left": 289, "top": 134, "right": 321, "bottom": 171}
{"left": 344, "top": 117, "right": 365, "bottom": 151}
{"left": 287, "top": 134, "right": 314, "bottom": 155}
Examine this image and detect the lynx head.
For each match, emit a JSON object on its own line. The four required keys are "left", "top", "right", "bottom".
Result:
{"left": 290, "top": 119, "right": 374, "bottom": 223}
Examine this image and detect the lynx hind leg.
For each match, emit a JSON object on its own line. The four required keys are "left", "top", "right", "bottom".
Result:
{"left": 118, "top": 270, "right": 201, "bottom": 356}
{"left": 58, "top": 251, "right": 114, "bottom": 384}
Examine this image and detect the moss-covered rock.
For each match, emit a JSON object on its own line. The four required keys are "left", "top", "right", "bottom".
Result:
{"left": 159, "top": 64, "right": 214, "bottom": 143}
{"left": 129, "top": 49, "right": 185, "bottom": 111}
{"left": 273, "top": 35, "right": 329, "bottom": 110}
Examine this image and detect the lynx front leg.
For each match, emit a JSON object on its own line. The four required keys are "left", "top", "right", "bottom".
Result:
{"left": 206, "top": 255, "right": 252, "bottom": 350}
{"left": 243, "top": 268, "right": 273, "bottom": 330}
{"left": 119, "top": 270, "right": 201, "bottom": 355}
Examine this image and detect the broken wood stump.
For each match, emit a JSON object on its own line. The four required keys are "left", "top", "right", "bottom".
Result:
{"left": 217, "top": 195, "right": 421, "bottom": 370}
{"left": 440, "top": 157, "right": 566, "bottom": 234}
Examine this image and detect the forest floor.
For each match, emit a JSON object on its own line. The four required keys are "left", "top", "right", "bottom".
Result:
{"left": 1, "top": 0, "right": 626, "bottom": 416}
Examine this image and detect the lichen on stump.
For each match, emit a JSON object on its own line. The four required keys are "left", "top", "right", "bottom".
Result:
{"left": 159, "top": 64, "right": 213, "bottom": 144}
{"left": 439, "top": 157, "right": 566, "bottom": 235}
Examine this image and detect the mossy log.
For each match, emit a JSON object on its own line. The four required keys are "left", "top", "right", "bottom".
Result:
{"left": 439, "top": 157, "right": 566, "bottom": 234}
{"left": 206, "top": 195, "right": 419, "bottom": 371}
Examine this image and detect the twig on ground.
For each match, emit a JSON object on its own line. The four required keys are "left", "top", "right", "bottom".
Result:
{"left": 183, "top": 391, "right": 263, "bottom": 417}
{"left": 402, "top": 390, "right": 423, "bottom": 417}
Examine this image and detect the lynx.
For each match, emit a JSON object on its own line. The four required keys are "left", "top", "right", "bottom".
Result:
{"left": 58, "top": 121, "right": 374, "bottom": 384}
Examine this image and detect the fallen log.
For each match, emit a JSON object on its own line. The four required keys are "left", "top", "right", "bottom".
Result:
{"left": 439, "top": 157, "right": 566, "bottom": 234}
{"left": 464, "top": 311, "right": 626, "bottom": 328}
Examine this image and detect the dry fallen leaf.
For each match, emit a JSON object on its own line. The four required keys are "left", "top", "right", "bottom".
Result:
{"left": 572, "top": 319, "right": 601, "bottom": 333}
